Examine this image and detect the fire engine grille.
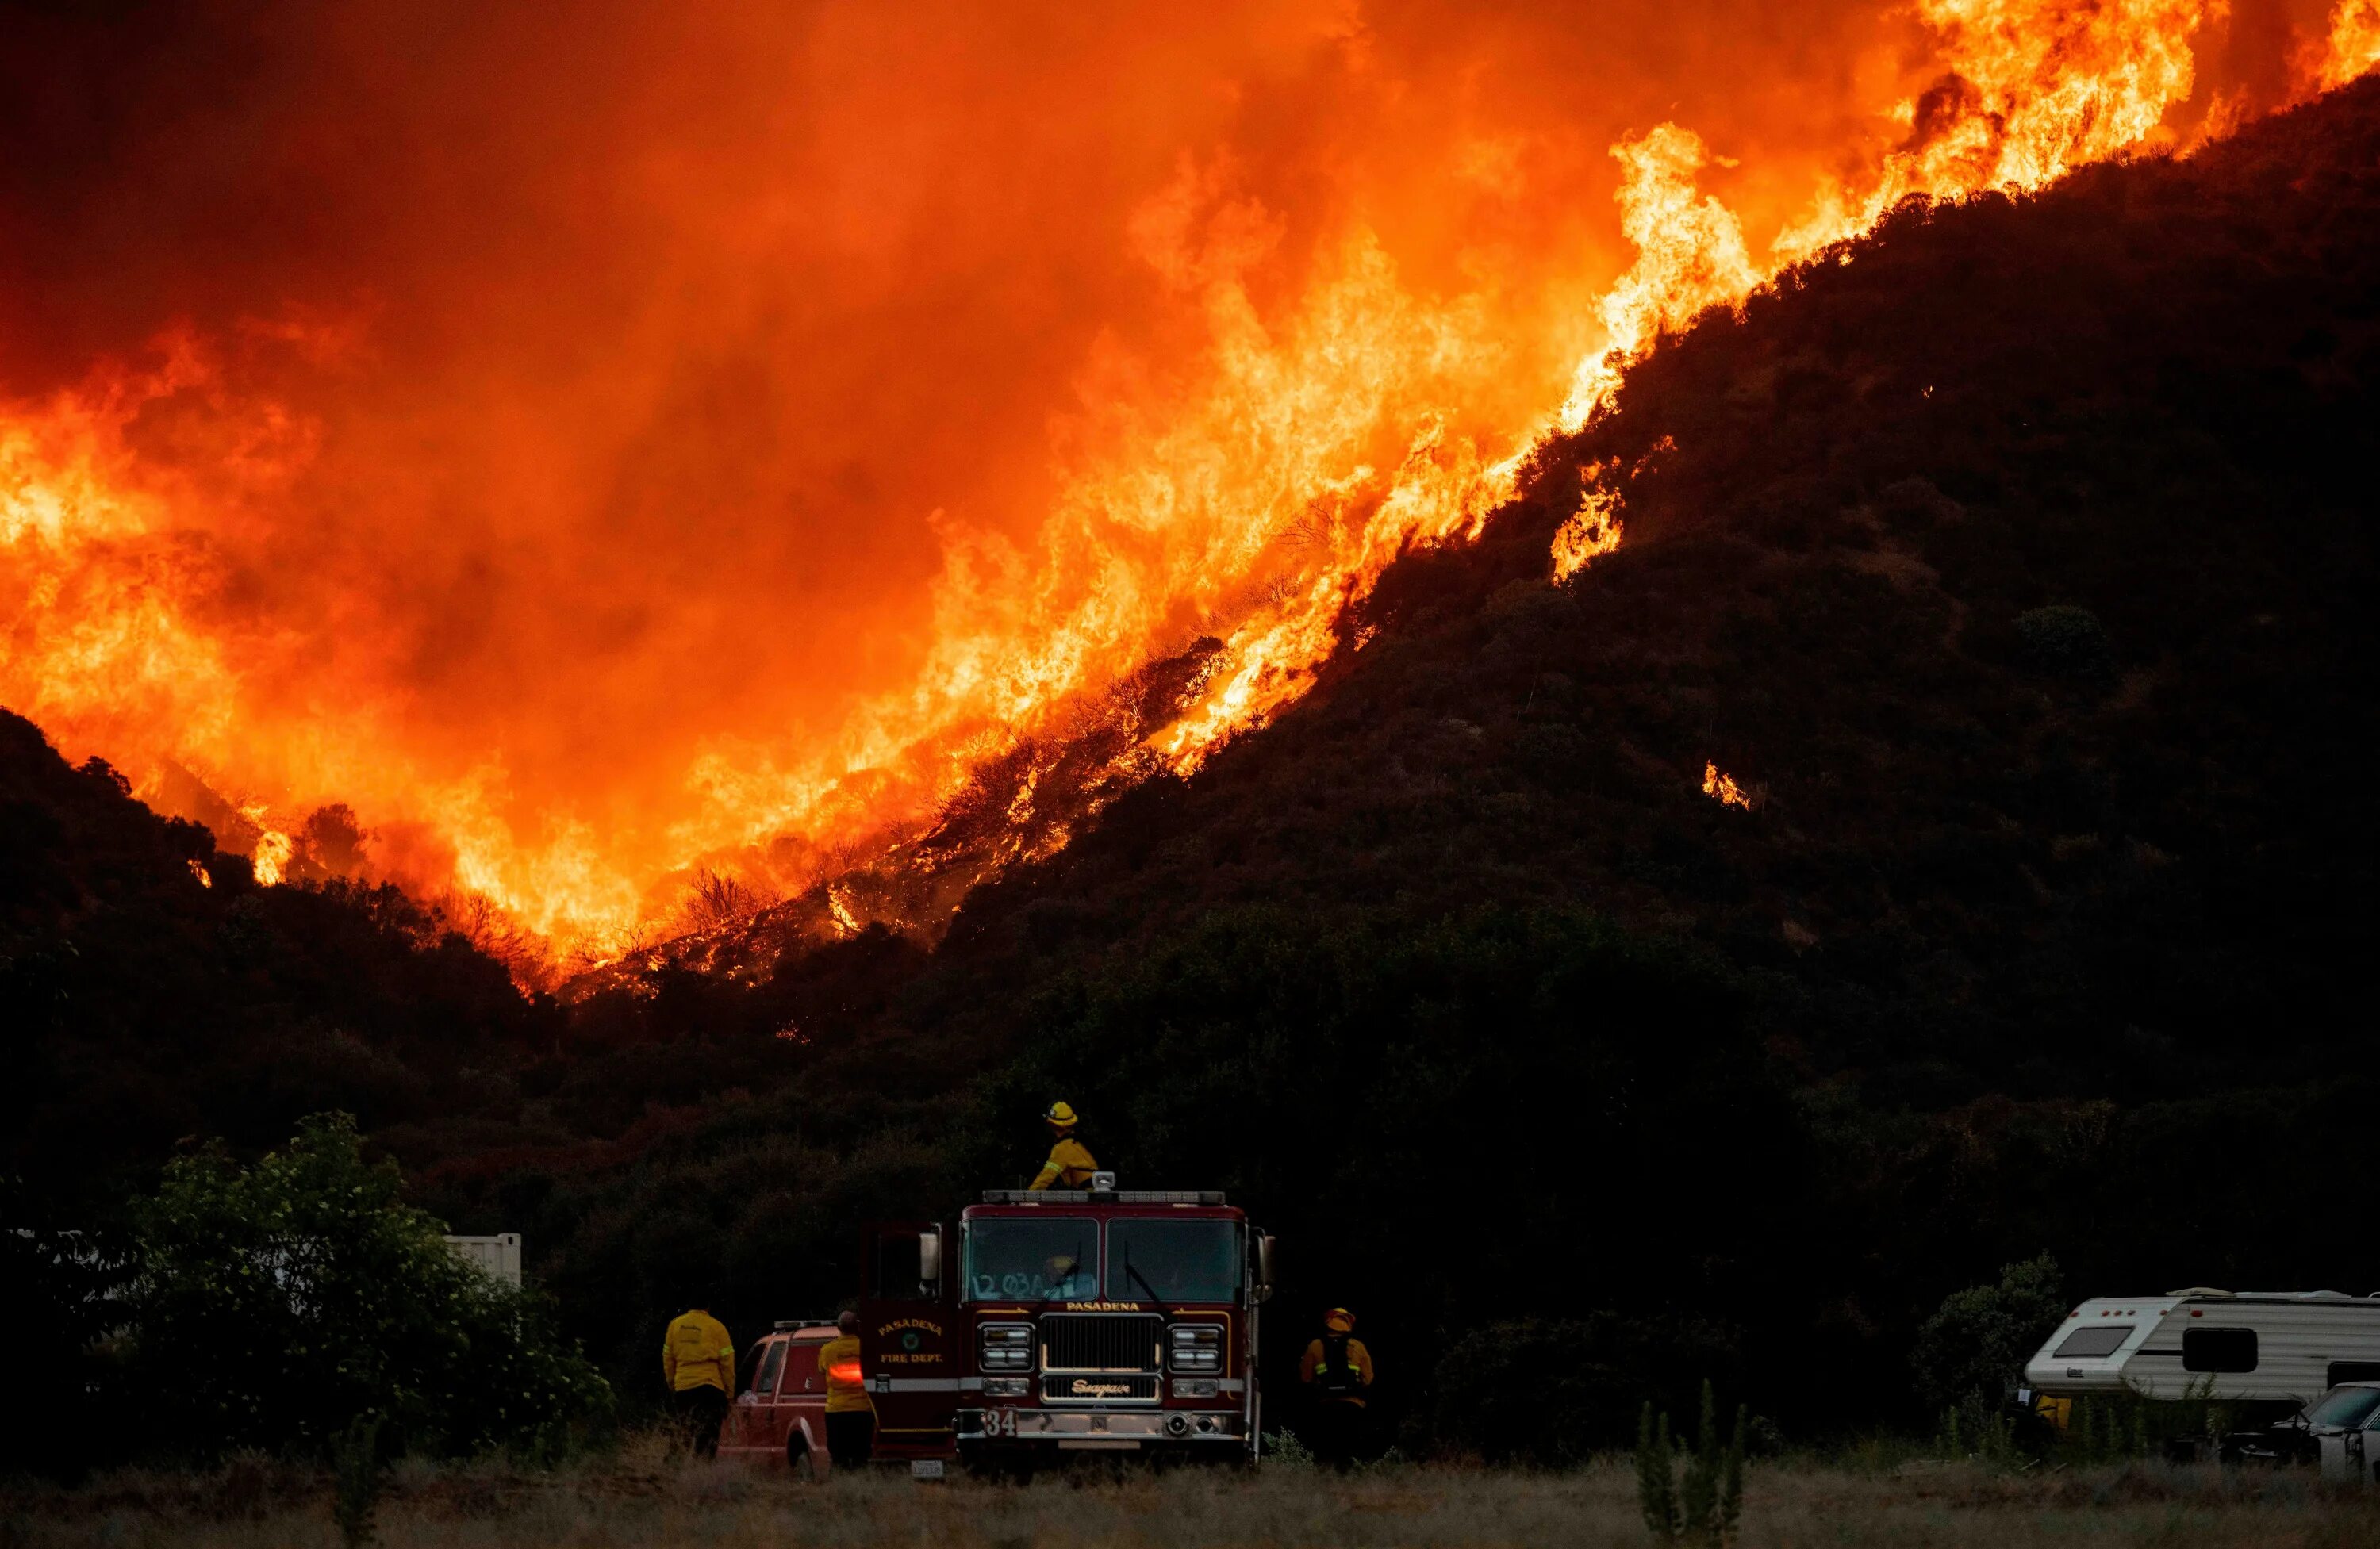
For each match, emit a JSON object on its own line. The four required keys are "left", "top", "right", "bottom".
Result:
{"left": 1042, "top": 1373, "right": 1161, "bottom": 1404}
{"left": 1041, "top": 1313, "right": 1162, "bottom": 1375}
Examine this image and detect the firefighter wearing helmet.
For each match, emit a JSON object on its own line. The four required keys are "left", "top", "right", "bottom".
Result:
{"left": 1299, "top": 1306, "right": 1375, "bottom": 1469}
{"left": 1027, "top": 1100, "right": 1100, "bottom": 1190}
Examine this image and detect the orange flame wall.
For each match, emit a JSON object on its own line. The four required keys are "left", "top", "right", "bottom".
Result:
{"left": 0, "top": 0, "right": 2358, "bottom": 956}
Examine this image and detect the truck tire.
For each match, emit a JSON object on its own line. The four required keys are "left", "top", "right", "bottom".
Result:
{"left": 788, "top": 1432, "right": 816, "bottom": 1481}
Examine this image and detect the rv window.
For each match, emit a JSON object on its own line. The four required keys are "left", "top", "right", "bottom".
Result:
{"left": 2052, "top": 1325, "right": 2133, "bottom": 1359}
{"left": 2182, "top": 1327, "right": 2258, "bottom": 1373}
{"left": 2307, "top": 1386, "right": 2380, "bottom": 1430}
{"left": 2328, "top": 1362, "right": 2380, "bottom": 1390}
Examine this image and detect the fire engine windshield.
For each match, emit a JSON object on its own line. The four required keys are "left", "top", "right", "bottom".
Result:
{"left": 1106, "top": 1219, "right": 1240, "bottom": 1303}
{"left": 963, "top": 1217, "right": 1098, "bottom": 1302}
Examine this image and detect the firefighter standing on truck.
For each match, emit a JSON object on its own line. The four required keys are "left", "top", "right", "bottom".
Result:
{"left": 1299, "top": 1306, "right": 1375, "bottom": 1470}
{"left": 1028, "top": 1100, "right": 1099, "bottom": 1190}
{"left": 816, "top": 1309, "right": 876, "bottom": 1472}
{"left": 661, "top": 1301, "right": 735, "bottom": 1459}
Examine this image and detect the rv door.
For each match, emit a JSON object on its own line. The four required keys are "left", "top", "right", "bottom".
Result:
{"left": 858, "top": 1221, "right": 958, "bottom": 1459}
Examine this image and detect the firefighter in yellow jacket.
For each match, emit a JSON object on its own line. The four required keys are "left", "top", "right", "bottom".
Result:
{"left": 816, "top": 1309, "right": 876, "bottom": 1472}
{"left": 662, "top": 1302, "right": 736, "bottom": 1459}
{"left": 1299, "top": 1307, "right": 1374, "bottom": 1470}
{"left": 1028, "top": 1100, "right": 1099, "bottom": 1190}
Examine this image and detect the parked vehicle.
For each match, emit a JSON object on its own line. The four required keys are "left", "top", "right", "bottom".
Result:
{"left": 2309, "top": 1382, "right": 2380, "bottom": 1482}
{"left": 2024, "top": 1289, "right": 2380, "bottom": 1403}
{"left": 860, "top": 1183, "right": 1273, "bottom": 1474}
{"left": 717, "top": 1319, "right": 843, "bottom": 1474}
{"left": 440, "top": 1233, "right": 521, "bottom": 1286}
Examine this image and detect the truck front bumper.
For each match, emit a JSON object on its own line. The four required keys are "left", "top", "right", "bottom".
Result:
{"left": 958, "top": 1407, "right": 1246, "bottom": 1447}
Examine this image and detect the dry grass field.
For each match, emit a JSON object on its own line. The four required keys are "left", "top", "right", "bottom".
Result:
{"left": 8, "top": 1436, "right": 2379, "bottom": 1549}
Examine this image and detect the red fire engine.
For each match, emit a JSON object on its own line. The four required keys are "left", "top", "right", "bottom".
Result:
{"left": 860, "top": 1183, "right": 1274, "bottom": 1471}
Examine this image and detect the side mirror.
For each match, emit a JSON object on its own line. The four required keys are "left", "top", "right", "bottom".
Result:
{"left": 1256, "top": 1233, "right": 1276, "bottom": 1303}
{"left": 918, "top": 1226, "right": 942, "bottom": 1289}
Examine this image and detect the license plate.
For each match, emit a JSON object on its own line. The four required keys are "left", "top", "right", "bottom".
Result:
{"left": 909, "top": 1459, "right": 946, "bottom": 1480}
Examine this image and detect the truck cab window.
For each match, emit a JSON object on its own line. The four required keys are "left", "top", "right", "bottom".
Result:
{"left": 872, "top": 1233, "right": 934, "bottom": 1301}
{"left": 1107, "top": 1219, "right": 1240, "bottom": 1303}
{"left": 963, "top": 1218, "right": 1098, "bottom": 1302}
{"left": 752, "top": 1340, "right": 787, "bottom": 1398}
{"left": 2308, "top": 1386, "right": 2380, "bottom": 1430}
{"left": 2182, "top": 1327, "right": 2259, "bottom": 1373}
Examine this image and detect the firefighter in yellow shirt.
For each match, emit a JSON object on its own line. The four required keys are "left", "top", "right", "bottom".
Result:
{"left": 1028, "top": 1101, "right": 1099, "bottom": 1190}
{"left": 816, "top": 1309, "right": 876, "bottom": 1472}
{"left": 1299, "top": 1306, "right": 1375, "bottom": 1470}
{"left": 661, "top": 1302, "right": 735, "bottom": 1459}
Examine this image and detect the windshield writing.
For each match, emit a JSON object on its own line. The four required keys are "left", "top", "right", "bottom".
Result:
{"left": 964, "top": 1217, "right": 1097, "bottom": 1302}
{"left": 1107, "top": 1219, "right": 1240, "bottom": 1303}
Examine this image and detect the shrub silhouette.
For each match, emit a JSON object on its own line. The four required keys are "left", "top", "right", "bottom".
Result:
{"left": 129, "top": 1114, "right": 611, "bottom": 1459}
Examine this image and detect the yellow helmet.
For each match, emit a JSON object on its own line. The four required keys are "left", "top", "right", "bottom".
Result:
{"left": 1325, "top": 1307, "right": 1355, "bottom": 1332}
{"left": 1043, "top": 1100, "right": 1079, "bottom": 1128}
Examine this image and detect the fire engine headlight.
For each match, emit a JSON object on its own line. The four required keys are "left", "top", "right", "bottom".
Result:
{"left": 982, "top": 1376, "right": 1030, "bottom": 1398}
{"left": 1168, "top": 1322, "right": 1223, "bottom": 1372}
{"left": 1171, "top": 1378, "right": 1221, "bottom": 1398}
{"left": 979, "top": 1322, "right": 1035, "bottom": 1371}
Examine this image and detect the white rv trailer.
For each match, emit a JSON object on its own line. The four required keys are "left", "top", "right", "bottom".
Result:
{"left": 2025, "top": 1290, "right": 2380, "bottom": 1403}
{"left": 442, "top": 1233, "right": 522, "bottom": 1288}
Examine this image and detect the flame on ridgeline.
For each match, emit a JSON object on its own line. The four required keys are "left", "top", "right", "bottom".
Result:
{"left": 2, "top": 0, "right": 2368, "bottom": 964}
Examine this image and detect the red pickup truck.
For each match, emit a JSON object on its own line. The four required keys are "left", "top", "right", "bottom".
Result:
{"left": 717, "top": 1319, "right": 843, "bottom": 1474}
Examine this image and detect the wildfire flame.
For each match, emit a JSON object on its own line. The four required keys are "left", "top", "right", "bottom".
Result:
{"left": 1702, "top": 762, "right": 1755, "bottom": 811}
{"left": 2, "top": 1, "right": 2363, "bottom": 961}
{"left": 2317, "top": 0, "right": 2380, "bottom": 90}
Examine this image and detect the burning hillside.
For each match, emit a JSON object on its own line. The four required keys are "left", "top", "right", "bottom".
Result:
{"left": 2, "top": 0, "right": 2369, "bottom": 968}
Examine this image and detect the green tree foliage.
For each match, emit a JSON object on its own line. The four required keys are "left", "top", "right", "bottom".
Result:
{"left": 1910, "top": 1254, "right": 2065, "bottom": 1420}
{"left": 129, "top": 1114, "right": 610, "bottom": 1459}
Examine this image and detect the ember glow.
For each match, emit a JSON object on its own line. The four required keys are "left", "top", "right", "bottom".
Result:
{"left": 0, "top": 2, "right": 2364, "bottom": 960}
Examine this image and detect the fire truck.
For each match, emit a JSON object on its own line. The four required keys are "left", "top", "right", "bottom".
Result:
{"left": 859, "top": 1181, "right": 1274, "bottom": 1471}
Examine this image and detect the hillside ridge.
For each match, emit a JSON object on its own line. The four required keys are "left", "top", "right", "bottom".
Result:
{"left": 7, "top": 79, "right": 2379, "bottom": 1444}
